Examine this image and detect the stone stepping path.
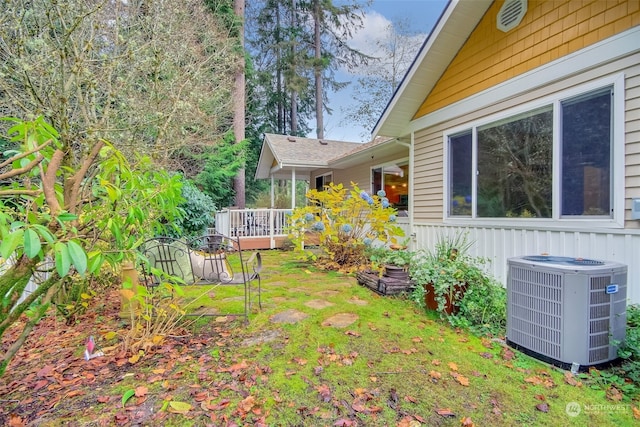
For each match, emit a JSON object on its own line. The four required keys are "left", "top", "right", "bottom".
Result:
{"left": 321, "top": 313, "right": 359, "bottom": 328}
{"left": 304, "top": 299, "right": 334, "bottom": 309}
{"left": 269, "top": 309, "right": 309, "bottom": 324}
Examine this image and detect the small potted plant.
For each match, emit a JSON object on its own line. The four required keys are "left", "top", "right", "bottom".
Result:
{"left": 410, "top": 233, "right": 486, "bottom": 315}
{"left": 368, "top": 245, "right": 414, "bottom": 280}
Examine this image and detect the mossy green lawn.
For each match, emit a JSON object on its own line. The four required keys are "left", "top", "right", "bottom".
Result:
{"left": 180, "top": 250, "right": 637, "bottom": 426}
{"left": 3, "top": 250, "right": 636, "bottom": 426}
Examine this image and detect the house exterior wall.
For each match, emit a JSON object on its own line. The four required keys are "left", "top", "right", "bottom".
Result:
{"left": 415, "top": 0, "right": 640, "bottom": 118}
{"left": 310, "top": 151, "right": 408, "bottom": 194}
{"left": 411, "top": 52, "right": 640, "bottom": 301}
{"left": 408, "top": 4, "right": 640, "bottom": 303}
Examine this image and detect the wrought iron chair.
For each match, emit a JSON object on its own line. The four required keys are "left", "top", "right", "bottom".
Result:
{"left": 139, "top": 233, "right": 261, "bottom": 321}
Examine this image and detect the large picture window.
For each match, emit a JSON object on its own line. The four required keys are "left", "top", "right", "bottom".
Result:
{"left": 448, "top": 85, "right": 614, "bottom": 220}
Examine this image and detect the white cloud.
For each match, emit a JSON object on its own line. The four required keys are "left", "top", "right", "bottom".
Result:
{"left": 348, "top": 11, "right": 393, "bottom": 57}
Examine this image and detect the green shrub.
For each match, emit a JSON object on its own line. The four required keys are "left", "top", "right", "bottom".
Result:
{"left": 287, "top": 182, "right": 404, "bottom": 272}
{"left": 173, "top": 178, "right": 216, "bottom": 238}
{"left": 618, "top": 304, "right": 640, "bottom": 387}
{"left": 410, "top": 233, "right": 506, "bottom": 336}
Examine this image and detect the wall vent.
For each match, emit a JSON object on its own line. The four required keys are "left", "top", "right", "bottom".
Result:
{"left": 497, "top": 0, "right": 527, "bottom": 32}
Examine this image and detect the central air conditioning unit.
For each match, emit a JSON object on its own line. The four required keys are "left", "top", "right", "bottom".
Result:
{"left": 507, "top": 256, "right": 627, "bottom": 370}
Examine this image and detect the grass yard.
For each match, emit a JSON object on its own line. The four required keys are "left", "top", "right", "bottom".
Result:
{"left": 0, "top": 250, "right": 637, "bottom": 426}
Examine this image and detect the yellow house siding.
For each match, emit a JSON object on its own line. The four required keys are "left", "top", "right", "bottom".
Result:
{"left": 415, "top": 0, "right": 640, "bottom": 119}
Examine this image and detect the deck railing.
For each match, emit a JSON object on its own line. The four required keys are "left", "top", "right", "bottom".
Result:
{"left": 214, "top": 208, "right": 410, "bottom": 250}
{"left": 214, "top": 208, "right": 292, "bottom": 240}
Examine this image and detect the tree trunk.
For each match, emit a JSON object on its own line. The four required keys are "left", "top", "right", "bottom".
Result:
{"left": 233, "top": 0, "right": 246, "bottom": 208}
{"left": 313, "top": 0, "right": 324, "bottom": 139}
{"left": 289, "top": 0, "right": 298, "bottom": 135}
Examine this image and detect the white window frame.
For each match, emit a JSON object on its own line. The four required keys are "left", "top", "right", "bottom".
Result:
{"left": 443, "top": 73, "right": 625, "bottom": 229}
{"left": 370, "top": 157, "right": 410, "bottom": 193}
{"left": 314, "top": 172, "right": 333, "bottom": 191}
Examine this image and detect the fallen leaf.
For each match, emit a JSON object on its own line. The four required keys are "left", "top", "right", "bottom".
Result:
{"left": 97, "top": 396, "right": 110, "bottom": 403}
{"left": 461, "top": 416, "right": 474, "bottom": 426}
{"left": 448, "top": 362, "right": 458, "bottom": 372}
{"left": 606, "top": 386, "right": 623, "bottom": 401}
{"left": 524, "top": 376, "right": 555, "bottom": 388}
{"left": 316, "top": 384, "right": 332, "bottom": 402}
{"left": 293, "top": 357, "right": 307, "bottom": 366}
{"left": 103, "top": 331, "right": 118, "bottom": 340}
{"left": 535, "top": 403, "right": 549, "bottom": 413}
{"left": 633, "top": 406, "right": 640, "bottom": 420}
{"left": 345, "top": 330, "right": 361, "bottom": 337}
{"left": 479, "top": 352, "right": 494, "bottom": 359}
{"left": 36, "top": 365, "right": 55, "bottom": 378}
{"left": 351, "top": 402, "right": 367, "bottom": 413}
{"left": 134, "top": 386, "right": 148, "bottom": 397}
{"left": 501, "top": 347, "right": 515, "bottom": 361}
{"left": 121, "top": 389, "right": 135, "bottom": 407}
{"left": 534, "top": 394, "right": 546, "bottom": 401}
{"left": 168, "top": 401, "right": 192, "bottom": 414}
{"left": 8, "top": 414, "right": 25, "bottom": 427}
{"left": 404, "top": 395, "right": 417, "bottom": 403}
{"left": 411, "top": 337, "right": 423, "bottom": 343}
{"left": 33, "top": 379, "right": 49, "bottom": 391}
{"left": 452, "top": 372, "right": 470, "bottom": 386}
{"left": 238, "top": 395, "right": 256, "bottom": 413}
{"left": 563, "top": 372, "right": 582, "bottom": 387}
{"left": 436, "top": 408, "right": 456, "bottom": 417}
{"left": 431, "top": 359, "right": 441, "bottom": 366}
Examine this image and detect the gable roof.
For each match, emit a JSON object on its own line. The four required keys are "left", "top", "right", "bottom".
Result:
{"left": 255, "top": 134, "right": 360, "bottom": 180}
{"left": 372, "top": 0, "right": 493, "bottom": 138}
{"left": 255, "top": 134, "right": 400, "bottom": 180}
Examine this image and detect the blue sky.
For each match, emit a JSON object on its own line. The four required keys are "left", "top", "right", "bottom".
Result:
{"left": 322, "top": 0, "right": 448, "bottom": 142}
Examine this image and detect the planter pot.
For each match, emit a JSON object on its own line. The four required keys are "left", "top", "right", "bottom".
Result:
{"left": 423, "top": 282, "right": 467, "bottom": 315}
{"left": 384, "top": 264, "right": 409, "bottom": 281}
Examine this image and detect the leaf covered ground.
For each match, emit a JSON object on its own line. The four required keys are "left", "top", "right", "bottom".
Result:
{"left": 0, "top": 250, "right": 638, "bottom": 426}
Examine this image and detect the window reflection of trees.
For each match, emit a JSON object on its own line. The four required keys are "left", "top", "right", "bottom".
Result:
{"left": 477, "top": 107, "right": 553, "bottom": 218}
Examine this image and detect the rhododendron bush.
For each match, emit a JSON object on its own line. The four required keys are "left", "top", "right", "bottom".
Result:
{"left": 287, "top": 183, "right": 404, "bottom": 272}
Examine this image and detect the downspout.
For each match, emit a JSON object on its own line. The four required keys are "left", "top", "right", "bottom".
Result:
{"left": 409, "top": 133, "right": 415, "bottom": 251}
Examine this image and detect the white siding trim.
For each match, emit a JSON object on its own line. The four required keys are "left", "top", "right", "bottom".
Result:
{"left": 412, "top": 223, "right": 640, "bottom": 304}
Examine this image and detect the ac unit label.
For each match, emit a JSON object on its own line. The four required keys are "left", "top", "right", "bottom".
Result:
{"left": 606, "top": 284, "right": 619, "bottom": 294}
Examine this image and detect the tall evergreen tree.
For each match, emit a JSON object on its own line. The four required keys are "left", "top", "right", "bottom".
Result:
{"left": 300, "top": 0, "right": 370, "bottom": 139}
{"left": 247, "top": 0, "right": 369, "bottom": 139}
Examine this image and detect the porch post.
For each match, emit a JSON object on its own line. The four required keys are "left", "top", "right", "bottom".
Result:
{"left": 270, "top": 175, "right": 275, "bottom": 208}
{"left": 291, "top": 167, "right": 296, "bottom": 209}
